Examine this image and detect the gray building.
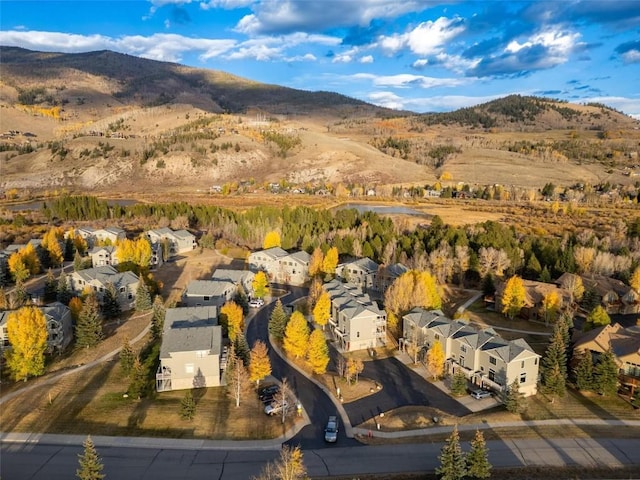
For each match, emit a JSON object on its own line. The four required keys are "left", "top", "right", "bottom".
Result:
{"left": 68, "top": 265, "right": 139, "bottom": 311}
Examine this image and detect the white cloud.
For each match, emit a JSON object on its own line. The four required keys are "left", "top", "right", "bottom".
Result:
{"left": 360, "top": 55, "right": 374, "bottom": 64}
{"left": 433, "top": 53, "right": 479, "bottom": 74}
{"left": 377, "top": 17, "right": 465, "bottom": 56}
{"left": 412, "top": 58, "right": 428, "bottom": 69}
{"left": 332, "top": 54, "right": 353, "bottom": 63}
{"left": 505, "top": 27, "right": 582, "bottom": 65}
{"left": 284, "top": 53, "right": 317, "bottom": 62}
{"left": 621, "top": 49, "right": 640, "bottom": 63}
{"left": 200, "top": 0, "right": 255, "bottom": 9}
{"left": 367, "top": 93, "right": 505, "bottom": 112}
{"left": 352, "top": 72, "right": 467, "bottom": 89}
{"left": 368, "top": 91, "right": 405, "bottom": 110}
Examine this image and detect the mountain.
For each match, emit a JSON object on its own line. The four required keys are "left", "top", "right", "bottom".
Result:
{"left": 0, "top": 47, "right": 639, "bottom": 196}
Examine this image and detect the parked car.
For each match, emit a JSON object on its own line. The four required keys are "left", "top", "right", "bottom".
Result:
{"left": 258, "top": 384, "right": 280, "bottom": 398}
{"left": 249, "top": 298, "right": 265, "bottom": 308}
{"left": 470, "top": 389, "right": 492, "bottom": 400}
{"left": 264, "top": 401, "right": 289, "bottom": 416}
{"left": 324, "top": 415, "right": 338, "bottom": 443}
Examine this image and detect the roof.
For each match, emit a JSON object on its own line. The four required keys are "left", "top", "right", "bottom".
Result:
{"left": 88, "top": 245, "right": 116, "bottom": 255}
{"left": 160, "top": 306, "right": 220, "bottom": 358}
{"left": 339, "top": 257, "right": 379, "bottom": 274}
{"left": 184, "top": 280, "right": 234, "bottom": 297}
{"left": 382, "top": 263, "right": 408, "bottom": 278}
{"left": 253, "top": 247, "right": 288, "bottom": 260}
{"left": 41, "top": 301, "right": 70, "bottom": 320}
{"left": 574, "top": 323, "right": 640, "bottom": 365}
{"left": 288, "top": 250, "right": 311, "bottom": 264}
{"left": 172, "top": 229, "right": 195, "bottom": 240}
{"left": 403, "top": 308, "right": 448, "bottom": 328}
{"left": 211, "top": 269, "right": 254, "bottom": 284}
{"left": 72, "top": 265, "right": 139, "bottom": 287}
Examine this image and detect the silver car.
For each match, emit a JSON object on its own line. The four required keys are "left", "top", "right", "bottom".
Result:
{"left": 324, "top": 415, "right": 338, "bottom": 442}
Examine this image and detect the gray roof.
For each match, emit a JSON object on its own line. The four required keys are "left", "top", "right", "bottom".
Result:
{"left": 88, "top": 245, "right": 116, "bottom": 255}
{"left": 404, "top": 308, "right": 448, "bottom": 328}
{"left": 160, "top": 306, "right": 220, "bottom": 358}
{"left": 41, "top": 302, "right": 70, "bottom": 320}
{"left": 173, "top": 229, "right": 195, "bottom": 240}
{"left": 257, "top": 247, "right": 288, "bottom": 260}
{"left": 184, "top": 280, "right": 234, "bottom": 297}
{"left": 288, "top": 250, "right": 311, "bottom": 264}
{"left": 211, "top": 269, "right": 254, "bottom": 284}
{"left": 349, "top": 257, "right": 379, "bottom": 273}
{"left": 73, "top": 265, "right": 139, "bottom": 288}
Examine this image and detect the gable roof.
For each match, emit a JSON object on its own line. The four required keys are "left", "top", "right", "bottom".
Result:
{"left": 211, "top": 269, "right": 254, "bottom": 285}
{"left": 287, "top": 250, "right": 311, "bottom": 265}
{"left": 339, "top": 257, "right": 379, "bottom": 274}
{"left": 160, "top": 306, "right": 220, "bottom": 358}
{"left": 184, "top": 280, "right": 234, "bottom": 297}
{"left": 72, "top": 265, "right": 139, "bottom": 288}
{"left": 255, "top": 247, "right": 288, "bottom": 260}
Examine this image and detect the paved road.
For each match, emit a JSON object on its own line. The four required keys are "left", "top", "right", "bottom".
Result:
{"left": 2, "top": 435, "right": 639, "bottom": 480}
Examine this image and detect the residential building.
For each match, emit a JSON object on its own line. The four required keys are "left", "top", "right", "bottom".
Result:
{"left": 93, "top": 227, "right": 126, "bottom": 245}
{"left": 68, "top": 265, "right": 139, "bottom": 311}
{"left": 182, "top": 280, "right": 235, "bottom": 307}
{"left": 402, "top": 307, "right": 541, "bottom": 396}
{"left": 156, "top": 306, "right": 223, "bottom": 392}
{"left": 324, "top": 280, "right": 387, "bottom": 352}
{"left": 211, "top": 269, "right": 255, "bottom": 296}
{"left": 248, "top": 248, "right": 310, "bottom": 286}
{"left": 495, "top": 279, "right": 572, "bottom": 320}
{"left": 88, "top": 245, "right": 118, "bottom": 267}
{"left": 335, "top": 257, "right": 379, "bottom": 291}
{"left": 147, "top": 228, "right": 197, "bottom": 257}
{"left": 372, "top": 263, "right": 409, "bottom": 293}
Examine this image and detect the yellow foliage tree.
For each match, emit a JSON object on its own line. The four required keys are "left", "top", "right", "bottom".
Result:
{"left": 501, "top": 275, "right": 526, "bottom": 319}
{"left": 308, "top": 277, "right": 324, "bottom": 307}
{"left": 5, "top": 306, "right": 48, "bottom": 381}
{"left": 426, "top": 340, "right": 445, "bottom": 380}
{"left": 384, "top": 270, "right": 442, "bottom": 322}
{"left": 312, "top": 290, "right": 331, "bottom": 330}
{"left": 221, "top": 301, "right": 244, "bottom": 342}
{"left": 263, "top": 231, "right": 281, "bottom": 249}
{"left": 322, "top": 246, "right": 339, "bottom": 276}
{"left": 283, "top": 311, "right": 310, "bottom": 359}
{"left": 306, "top": 329, "right": 329, "bottom": 374}
{"left": 68, "top": 296, "right": 83, "bottom": 322}
{"left": 631, "top": 266, "right": 640, "bottom": 293}
{"left": 252, "top": 271, "right": 270, "bottom": 299}
{"left": 21, "top": 243, "right": 41, "bottom": 275}
{"left": 308, "top": 247, "right": 324, "bottom": 278}
{"left": 346, "top": 357, "right": 364, "bottom": 384}
{"left": 249, "top": 340, "right": 272, "bottom": 386}
{"left": 8, "top": 252, "right": 29, "bottom": 283}
{"left": 540, "top": 290, "right": 562, "bottom": 325}
{"left": 42, "top": 227, "right": 64, "bottom": 267}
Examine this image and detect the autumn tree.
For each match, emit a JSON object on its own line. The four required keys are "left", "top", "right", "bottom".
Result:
{"left": 252, "top": 271, "right": 270, "bottom": 299}
{"left": 69, "top": 296, "right": 83, "bottom": 322}
{"left": 76, "top": 435, "right": 105, "bottom": 480}
{"left": 42, "top": 226, "right": 64, "bottom": 267}
{"left": 283, "top": 311, "right": 310, "bottom": 358}
{"left": 76, "top": 294, "right": 103, "bottom": 348}
{"left": 263, "top": 230, "right": 281, "bottom": 249}
{"left": 346, "top": 357, "right": 364, "bottom": 384}
{"left": 119, "top": 337, "right": 135, "bottom": 378}
{"left": 8, "top": 251, "right": 30, "bottom": 284}
{"left": 584, "top": 305, "right": 611, "bottom": 331}
{"left": 308, "top": 247, "right": 324, "bottom": 278}
{"left": 630, "top": 266, "right": 640, "bottom": 293}
{"left": 226, "top": 346, "right": 252, "bottom": 407}
{"left": 249, "top": 340, "right": 272, "bottom": 387}
{"left": 253, "top": 445, "right": 306, "bottom": 480}
{"left": 5, "top": 306, "right": 48, "bottom": 381}
{"left": 322, "top": 246, "right": 339, "bottom": 277}
{"left": 540, "top": 290, "right": 561, "bottom": 325}
{"left": 221, "top": 301, "right": 244, "bottom": 342}
{"left": 268, "top": 298, "right": 289, "bottom": 340}
{"left": 306, "top": 329, "right": 330, "bottom": 374}
{"left": 115, "top": 237, "right": 152, "bottom": 271}
{"left": 426, "top": 340, "right": 445, "bottom": 380}
{"left": 501, "top": 275, "right": 526, "bottom": 319}
{"left": 594, "top": 349, "right": 618, "bottom": 396}
{"left": 466, "top": 430, "right": 492, "bottom": 479}
{"left": 56, "top": 271, "right": 73, "bottom": 305}
{"left": 150, "top": 295, "right": 166, "bottom": 340}
{"left": 312, "top": 290, "right": 331, "bottom": 330}
{"left": 308, "top": 277, "right": 324, "bottom": 307}
{"left": 135, "top": 278, "right": 152, "bottom": 311}
{"left": 436, "top": 425, "right": 466, "bottom": 480}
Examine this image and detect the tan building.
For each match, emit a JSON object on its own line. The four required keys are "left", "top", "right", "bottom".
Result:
{"left": 68, "top": 265, "right": 139, "bottom": 311}
{"left": 335, "top": 257, "right": 379, "bottom": 291}
{"left": 248, "top": 248, "right": 310, "bottom": 286}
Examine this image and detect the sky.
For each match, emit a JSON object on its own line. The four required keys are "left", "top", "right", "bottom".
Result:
{"left": 1, "top": 0, "right": 639, "bottom": 117}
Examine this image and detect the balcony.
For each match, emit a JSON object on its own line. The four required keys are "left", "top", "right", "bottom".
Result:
{"left": 156, "top": 366, "right": 172, "bottom": 392}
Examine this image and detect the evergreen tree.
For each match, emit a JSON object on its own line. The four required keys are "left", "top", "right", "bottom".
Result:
{"left": 466, "top": 430, "right": 492, "bottom": 479}
{"left": 180, "top": 390, "right": 196, "bottom": 421}
{"left": 150, "top": 295, "right": 166, "bottom": 340}
{"left": 233, "top": 285, "right": 249, "bottom": 315}
{"left": 57, "top": 271, "right": 73, "bottom": 305}
{"left": 574, "top": 351, "right": 594, "bottom": 391}
{"left": 73, "top": 250, "right": 84, "bottom": 271}
{"left": 127, "top": 357, "right": 147, "bottom": 400}
{"left": 594, "top": 349, "right": 619, "bottom": 396}
{"left": 504, "top": 378, "right": 525, "bottom": 413}
{"left": 119, "top": 337, "right": 135, "bottom": 378}
{"left": 64, "top": 236, "right": 75, "bottom": 261}
{"left": 135, "top": 279, "right": 152, "bottom": 311}
{"left": 538, "top": 265, "right": 552, "bottom": 283}
{"left": 481, "top": 273, "right": 495, "bottom": 298}
{"left": 76, "top": 294, "right": 103, "bottom": 348}
{"left": 436, "top": 425, "right": 466, "bottom": 480}
{"left": 11, "top": 281, "right": 28, "bottom": 309}
{"left": 269, "top": 299, "right": 289, "bottom": 341}
{"left": 234, "top": 332, "right": 250, "bottom": 366}
{"left": 450, "top": 370, "right": 467, "bottom": 397}
{"left": 44, "top": 269, "right": 58, "bottom": 303}
{"left": 76, "top": 435, "right": 105, "bottom": 480}
{"left": 541, "top": 323, "right": 567, "bottom": 397}
{"left": 101, "top": 282, "right": 121, "bottom": 319}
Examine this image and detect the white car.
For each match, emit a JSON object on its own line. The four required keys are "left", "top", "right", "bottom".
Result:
{"left": 470, "top": 389, "right": 492, "bottom": 400}
{"left": 264, "top": 401, "right": 289, "bottom": 416}
{"left": 249, "top": 298, "right": 264, "bottom": 308}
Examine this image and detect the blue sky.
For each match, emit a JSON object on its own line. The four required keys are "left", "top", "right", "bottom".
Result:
{"left": 1, "top": 0, "right": 639, "bottom": 117}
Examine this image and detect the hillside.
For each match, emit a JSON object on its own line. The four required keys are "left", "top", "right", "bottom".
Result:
{"left": 0, "top": 47, "right": 639, "bottom": 195}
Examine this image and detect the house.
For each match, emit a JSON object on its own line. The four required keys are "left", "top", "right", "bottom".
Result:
{"left": 147, "top": 228, "right": 197, "bottom": 257}
{"left": 581, "top": 274, "right": 639, "bottom": 315}
{"left": 248, "top": 248, "right": 310, "bottom": 286}
{"left": 68, "top": 265, "right": 139, "bottom": 311}
{"left": 573, "top": 323, "right": 640, "bottom": 394}
{"left": 156, "top": 306, "right": 223, "bottom": 392}
{"left": 0, "top": 302, "right": 73, "bottom": 354}
{"left": 182, "top": 280, "right": 235, "bottom": 307}
{"left": 88, "top": 245, "right": 118, "bottom": 267}
{"left": 324, "top": 280, "right": 387, "bottom": 352}
{"left": 402, "top": 307, "right": 540, "bottom": 397}
{"left": 211, "top": 269, "right": 255, "bottom": 296}
{"left": 373, "top": 263, "right": 409, "bottom": 293}
{"left": 335, "top": 257, "right": 379, "bottom": 291}
{"left": 93, "top": 227, "right": 126, "bottom": 245}
{"left": 495, "top": 279, "right": 571, "bottom": 321}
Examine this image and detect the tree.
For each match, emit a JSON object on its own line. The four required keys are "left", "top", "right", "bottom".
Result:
{"left": 312, "top": 290, "right": 331, "bottom": 330}
{"left": 253, "top": 445, "right": 306, "bottom": 480}
{"left": 221, "top": 301, "right": 244, "bottom": 343}
{"left": 234, "top": 332, "right": 251, "bottom": 366}
{"left": 308, "top": 247, "right": 324, "bottom": 278}
{"left": 226, "top": 346, "right": 252, "bottom": 407}
{"left": 252, "top": 271, "right": 270, "bottom": 299}
{"left": 308, "top": 277, "right": 324, "bottom": 307}
{"left": 180, "top": 390, "right": 196, "bottom": 421}
{"left": 306, "top": 329, "right": 330, "bottom": 374}
{"left": 584, "top": 305, "right": 611, "bottom": 331}
{"left": 573, "top": 351, "right": 594, "bottom": 391}
{"left": 57, "top": 271, "right": 73, "bottom": 305}
{"left": 541, "top": 325, "right": 567, "bottom": 398}
{"left": 249, "top": 340, "right": 272, "bottom": 386}
{"left": 436, "top": 425, "right": 466, "bottom": 480}
{"left": 504, "top": 378, "right": 524, "bottom": 413}
{"left": 594, "top": 349, "right": 618, "bottom": 396}
{"left": 150, "top": 295, "right": 166, "bottom": 340}
{"left": 101, "top": 283, "right": 121, "bottom": 319}
{"left": 5, "top": 306, "right": 48, "bottom": 381}
{"left": 42, "top": 227, "right": 64, "bottom": 267}
{"left": 501, "top": 275, "right": 526, "bottom": 319}
{"left": 69, "top": 296, "right": 83, "bottom": 322}
{"left": 450, "top": 370, "right": 467, "bottom": 396}
{"left": 44, "top": 269, "right": 58, "bottom": 302}
{"left": 346, "top": 357, "right": 364, "bottom": 384}
{"left": 283, "top": 311, "right": 310, "bottom": 359}
{"left": 135, "top": 279, "right": 152, "bottom": 311}
{"left": 630, "top": 266, "right": 640, "bottom": 293}
{"left": 76, "top": 435, "right": 105, "bottom": 480}
{"left": 127, "top": 357, "right": 147, "bottom": 400}
{"left": 322, "top": 246, "right": 339, "bottom": 277}
{"left": 466, "top": 429, "right": 491, "bottom": 479}
{"left": 426, "top": 340, "right": 445, "bottom": 380}
{"left": 8, "top": 251, "right": 30, "bottom": 283}
{"left": 540, "top": 290, "right": 561, "bottom": 325}
{"left": 268, "top": 299, "right": 289, "bottom": 341}
{"left": 76, "top": 294, "right": 103, "bottom": 348}
{"left": 263, "top": 230, "right": 281, "bottom": 249}
{"left": 119, "top": 337, "right": 135, "bottom": 378}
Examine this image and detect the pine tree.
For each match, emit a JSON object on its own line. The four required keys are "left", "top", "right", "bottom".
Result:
{"left": 306, "top": 329, "right": 330, "bottom": 374}
{"left": 76, "top": 294, "right": 103, "bottom": 348}
{"left": 57, "top": 271, "right": 73, "bottom": 305}
{"left": 269, "top": 299, "right": 289, "bottom": 340}
{"left": 541, "top": 323, "right": 567, "bottom": 397}
{"left": 574, "top": 351, "right": 594, "bottom": 391}
{"left": 504, "top": 378, "right": 524, "bottom": 413}
{"left": 76, "top": 435, "right": 105, "bottom": 480}
{"left": 180, "top": 390, "right": 196, "bottom": 420}
{"left": 5, "top": 306, "right": 48, "bottom": 381}
{"left": 44, "top": 269, "right": 58, "bottom": 302}
{"left": 234, "top": 332, "right": 250, "bottom": 366}
{"left": 466, "top": 430, "right": 491, "bottom": 479}
{"left": 233, "top": 285, "right": 249, "bottom": 314}
{"left": 436, "top": 425, "right": 466, "bottom": 480}
{"left": 101, "top": 282, "right": 121, "bottom": 319}
{"left": 127, "top": 357, "right": 147, "bottom": 400}
{"left": 450, "top": 370, "right": 467, "bottom": 397}
{"left": 135, "top": 279, "right": 151, "bottom": 311}
{"left": 283, "top": 311, "right": 310, "bottom": 359}
{"left": 119, "top": 337, "right": 135, "bottom": 378}
{"left": 249, "top": 340, "right": 272, "bottom": 386}
{"left": 73, "top": 251, "right": 84, "bottom": 271}
{"left": 594, "top": 349, "right": 619, "bottom": 396}
{"left": 150, "top": 295, "right": 166, "bottom": 340}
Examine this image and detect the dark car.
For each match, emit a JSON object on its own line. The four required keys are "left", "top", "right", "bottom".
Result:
{"left": 258, "top": 385, "right": 280, "bottom": 401}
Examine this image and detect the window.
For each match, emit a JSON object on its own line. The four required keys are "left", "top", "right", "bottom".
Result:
{"left": 435, "top": 334, "right": 440, "bottom": 340}
{"left": 196, "top": 350, "right": 207, "bottom": 358}
{"left": 203, "top": 296, "right": 210, "bottom": 301}
{"left": 489, "top": 356, "right": 497, "bottom": 365}
{"left": 185, "top": 364, "right": 194, "bottom": 374}
{"left": 534, "top": 358, "right": 538, "bottom": 365}
{"left": 356, "top": 331, "right": 360, "bottom": 338}
{"left": 461, "top": 345, "right": 467, "bottom": 353}
{"left": 520, "top": 372, "right": 527, "bottom": 384}
{"left": 521, "top": 361, "right": 525, "bottom": 368}
{"left": 120, "top": 287, "right": 125, "bottom": 293}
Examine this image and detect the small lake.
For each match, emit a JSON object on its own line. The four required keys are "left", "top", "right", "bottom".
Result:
{"left": 338, "top": 203, "right": 432, "bottom": 218}
{"left": 3, "top": 198, "right": 139, "bottom": 211}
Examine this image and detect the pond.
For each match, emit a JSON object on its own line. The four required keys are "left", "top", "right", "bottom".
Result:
{"left": 3, "top": 198, "right": 139, "bottom": 211}
{"left": 337, "top": 203, "right": 432, "bottom": 219}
